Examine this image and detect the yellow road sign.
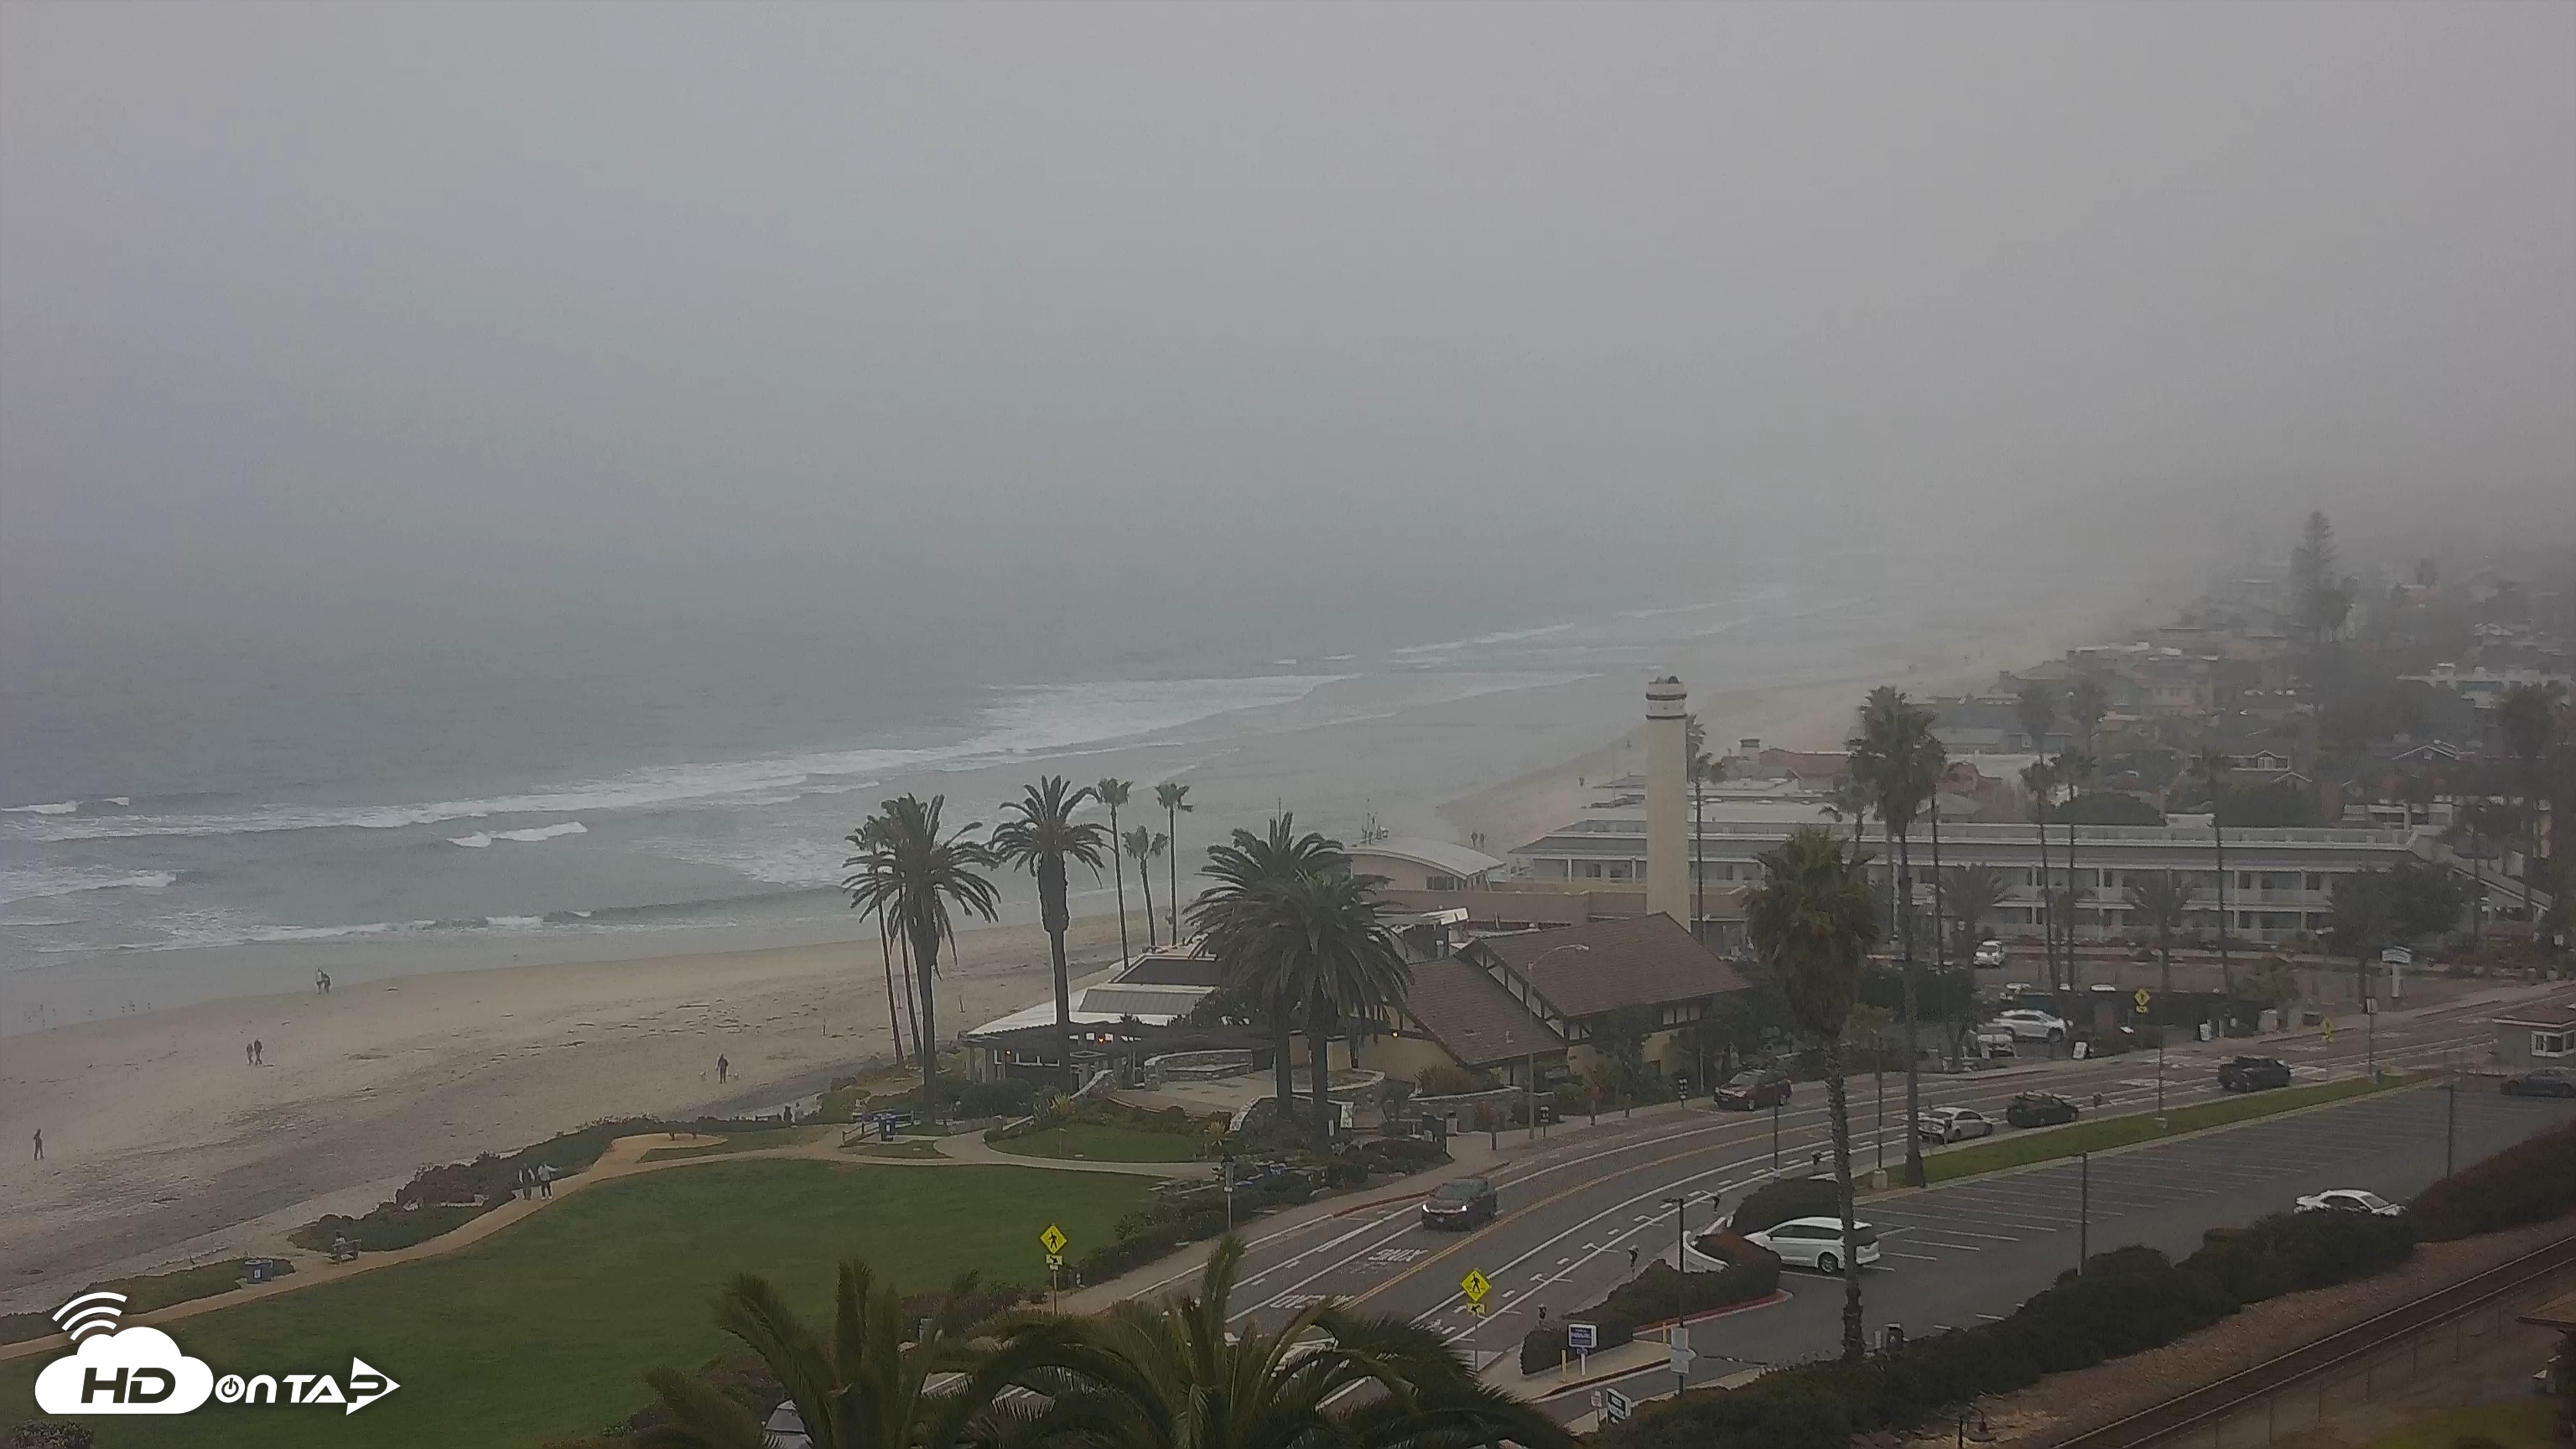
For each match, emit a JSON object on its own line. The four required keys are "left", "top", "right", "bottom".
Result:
{"left": 2134, "top": 989, "right": 2151, "bottom": 1011}
{"left": 2322, "top": 1018, "right": 2336, "bottom": 1044}
{"left": 1045, "top": 1254, "right": 1065, "bottom": 1270}
{"left": 1040, "top": 1224, "right": 1067, "bottom": 1256}
{"left": 1460, "top": 1269, "right": 1491, "bottom": 1304}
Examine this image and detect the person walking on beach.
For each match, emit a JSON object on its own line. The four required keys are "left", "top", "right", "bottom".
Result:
{"left": 717, "top": 1054, "right": 729, "bottom": 1084}
{"left": 537, "top": 1162, "right": 555, "bottom": 1198}
{"left": 30, "top": 1130, "right": 41, "bottom": 1161}
{"left": 246, "top": 1041, "right": 254, "bottom": 1066}
{"left": 252, "top": 1039, "right": 263, "bottom": 1066}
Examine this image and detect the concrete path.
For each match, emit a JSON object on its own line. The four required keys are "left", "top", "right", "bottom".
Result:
{"left": 935, "top": 1129, "right": 1212, "bottom": 1179}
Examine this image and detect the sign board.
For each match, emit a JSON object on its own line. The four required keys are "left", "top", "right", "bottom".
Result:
{"left": 1566, "top": 1322, "right": 1598, "bottom": 1352}
{"left": 1601, "top": 1389, "right": 1633, "bottom": 1424}
{"left": 1044, "top": 1254, "right": 1064, "bottom": 1270}
{"left": 2380, "top": 946, "right": 2413, "bottom": 966}
{"left": 1459, "top": 1269, "right": 1492, "bottom": 1304}
{"left": 2071, "top": 1040, "right": 2090, "bottom": 1060}
{"left": 2133, "top": 989, "right": 2152, "bottom": 1012}
{"left": 1039, "top": 1224, "right": 1068, "bottom": 1256}
{"left": 1670, "top": 1344, "right": 1695, "bottom": 1377}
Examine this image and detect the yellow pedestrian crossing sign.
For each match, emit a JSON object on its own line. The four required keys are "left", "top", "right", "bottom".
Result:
{"left": 1040, "top": 1224, "right": 1067, "bottom": 1256}
{"left": 1460, "top": 1269, "right": 1491, "bottom": 1304}
{"left": 2134, "top": 989, "right": 2151, "bottom": 1011}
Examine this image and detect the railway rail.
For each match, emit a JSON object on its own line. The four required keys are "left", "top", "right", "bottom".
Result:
{"left": 2051, "top": 1232, "right": 2576, "bottom": 1449}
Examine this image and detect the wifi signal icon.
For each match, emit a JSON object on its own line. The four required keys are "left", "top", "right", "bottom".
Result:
{"left": 52, "top": 1291, "right": 128, "bottom": 1343}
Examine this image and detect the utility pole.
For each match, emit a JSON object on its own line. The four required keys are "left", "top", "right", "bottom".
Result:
{"left": 1664, "top": 1195, "right": 1692, "bottom": 1394}
{"left": 2078, "top": 1152, "right": 2090, "bottom": 1273}
{"left": 1875, "top": 1034, "right": 1886, "bottom": 1176}
{"left": 1772, "top": 1093, "right": 1783, "bottom": 1171}
{"left": 2445, "top": 1057, "right": 2458, "bottom": 1175}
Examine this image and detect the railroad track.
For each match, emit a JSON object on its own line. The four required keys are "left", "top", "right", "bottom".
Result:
{"left": 2053, "top": 1233, "right": 2576, "bottom": 1449}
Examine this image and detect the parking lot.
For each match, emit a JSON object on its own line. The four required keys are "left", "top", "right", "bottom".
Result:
{"left": 1625, "top": 1083, "right": 2576, "bottom": 1389}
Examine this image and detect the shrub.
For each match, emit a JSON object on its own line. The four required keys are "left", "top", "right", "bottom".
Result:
{"left": 7, "top": 1424, "right": 99, "bottom": 1449}
{"left": 2410, "top": 1119, "right": 2576, "bottom": 1241}
{"left": 1606, "top": 1210, "right": 2412, "bottom": 1448}
{"left": 289, "top": 1203, "right": 485, "bottom": 1254}
{"left": 1729, "top": 1176, "right": 1838, "bottom": 1234}
{"left": 1355, "top": 1136, "right": 1448, "bottom": 1176}
{"left": 1519, "top": 1236, "right": 1779, "bottom": 1373}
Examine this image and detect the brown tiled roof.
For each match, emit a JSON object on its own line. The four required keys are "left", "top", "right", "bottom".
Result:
{"left": 1472, "top": 916, "right": 1751, "bottom": 1019}
{"left": 1400, "top": 958, "right": 1563, "bottom": 1067}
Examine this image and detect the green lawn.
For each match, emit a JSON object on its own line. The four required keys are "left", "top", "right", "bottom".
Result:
{"left": 2365, "top": 1399, "right": 2563, "bottom": 1449}
{"left": 1923, "top": 1073, "right": 2413, "bottom": 1182}
{"left": 0, "top": 1159, "right": 1153, "bottom": 1449}
{"left": 0, "top": 1261, "right": 251, "bottom": 1348}
{"left": 990, "top": 1121, "right": 1203, "bottom": 1163}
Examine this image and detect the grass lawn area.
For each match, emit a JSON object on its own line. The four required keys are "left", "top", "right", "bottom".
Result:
{"left": 991, "top": 1121, "right": 1202, "bottom": 1163}
{"left": 2365, "top": 1399, "right": 2563, "bottom": 1449}
{"left": 0, "top": 1159, "right": 1152, "bottom": 1449}
{"left": 846, "top": 1140, "right": 948, "bottom": 1159}
{"left": 636, "top": 1126, "right": 828, "bottom": 1162}
{"left": 1923, "top": 1073, "right": 2413, "bottom": 1183}
{"left": 0, "top": 1261, "right": 251, "bottom": 1348}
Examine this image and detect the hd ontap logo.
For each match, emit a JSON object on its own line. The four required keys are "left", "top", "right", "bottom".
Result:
{"left": 33, "top": 1292, "right": 397, "bottom": 1417}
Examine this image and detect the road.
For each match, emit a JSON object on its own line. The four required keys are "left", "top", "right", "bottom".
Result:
{"left": 1125, "top": 991, "right": 2555, "bottom": 1415}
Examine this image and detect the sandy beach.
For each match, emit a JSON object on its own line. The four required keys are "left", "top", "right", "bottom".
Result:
{"left": 0, "top": 566, "right": 2183, "bottom": 1314}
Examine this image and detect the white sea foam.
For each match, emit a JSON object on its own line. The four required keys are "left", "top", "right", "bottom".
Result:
{"left": 0, "top": 867, "right": 179, "bottom": 906}
{"left": 449, "top": 833, "right": 493, "bottom": 848}
{"left": 8, "top": 674, "right": 1342, "bottom": 845}
{"left": 492, "top": 821, "right": 586, "bottom": 843}
{"left": 104, "top": 797, "right": 132, "bottom": 807}
{"left": 3, "top": 801, "right": 81, "bottom": 815}
{"left": 485, "top": 915, "right": 546, "bottom": 929}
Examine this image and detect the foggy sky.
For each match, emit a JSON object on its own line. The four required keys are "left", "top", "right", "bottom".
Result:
{"left": 3, "top": 3, "right": 2571, "bottom": 646}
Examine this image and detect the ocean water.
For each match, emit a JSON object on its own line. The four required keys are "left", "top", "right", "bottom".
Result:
{"left": 1, "top": 551, "right": 2074, "bottom": 1020}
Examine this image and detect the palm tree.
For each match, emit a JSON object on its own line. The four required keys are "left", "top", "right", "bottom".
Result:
{"left": 1848, "top": 687, "right": 1944, "bottom": 1189}
{"left": 2445, "top": 796, "right": 2516, "bottom": 952}
{"left": 2193, "top": 745, "right": 2235, "bottom": 995}
{"left": 1746, "top": 827, "right": 1881, "bottom": 1363}
{"left": 2023, "top": 760, "right": 2058, "bottom": 991}
{"left": 634, "top": 1259, "right": 1020, "bottom": 1449}
{"left": 2124, "top": 870, "right": 2197, "bottom": 999}
{"left": 1824, "top": 776, "right": 1873, "bottom": 846}
{"left": 1124, "top": 826, "right": 1167, "bottom": 949}
{"left": 1098, "top": 777, "right": 1135, "bottom": 964}
{"left": 992, "top": 1237, "right": 1571, "bottom": 1449}
{"left": 2016, "top": 679, "right": 2057, "bottom": 756}
{"left": 1941, "top": 863, "right": 2008, "bottom": 964}
{"left": 992, "top": 776, "right": 1112, "bottom": 1093}
{"left": 1192, "top": 816, "right": 1352, "bottom": 1139}
{"left": 844, "top": 817, "right": 908, "bottom": 1066}
{"left": 2496, "top": 683, "right": 2565, "bottom": 930}
{"left": 2069, "top": 678, "right": 2108, "bottom": 754}
{"left": 844, "top": 795, "right": 1000, "bottom": 1109}
{"left": 1290, "top": 869, "right": 1410, "bottom": 1148}
{"left": 2056, "top": 748, "right": 2098, "bottom": 989}
{"left": 1156, "top": 781, "right": 1194, "bottom": 943}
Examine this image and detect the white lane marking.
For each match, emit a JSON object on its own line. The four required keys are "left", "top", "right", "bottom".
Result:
{"left": 1882, "top": 1251, "right": 1940, "bottom": 1261}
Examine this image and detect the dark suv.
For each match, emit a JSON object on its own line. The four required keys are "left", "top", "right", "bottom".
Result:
{"left": 1714, "top": 1068, "right": 1792, "bottom": 1110}
{"left": 2004, "top": 1092, "right": 2081, "bottom": 1128}
{"left": 2217, "top": 1057, "right": 2293, "bottom": 1092}
{"left": 1420, "top": 1176, "right": 1498, "bottom": 1230}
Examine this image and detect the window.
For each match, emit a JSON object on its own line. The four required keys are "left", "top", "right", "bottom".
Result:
{"left": 2535, "top": 1031, "right": 2573, "bottom": 1059}
{"left": 2304, "top": 873, "right": 2326, "bottom": 892}
{"left": 1426, "top": 874, "right": 1460, "bottom": 891}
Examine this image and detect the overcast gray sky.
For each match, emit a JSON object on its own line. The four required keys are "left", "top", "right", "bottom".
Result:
{"left": 3, "top": 2, "right": 2570, "bottom": 643}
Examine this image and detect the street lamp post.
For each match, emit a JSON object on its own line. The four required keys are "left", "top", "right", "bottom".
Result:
{"left": 2078, "top": 1151, "right": 2090, "bottom": 1273}
{"left": 1663, "top": 1194, "right": 1692, "bottom": 1392}
{"left": 1772, "top": 1093, "right": 1783, "bottom": 1171}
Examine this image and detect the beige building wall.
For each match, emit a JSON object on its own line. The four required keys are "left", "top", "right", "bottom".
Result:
{"left": 1357, "top": 1032, "right": 1456, "bottom": 1083}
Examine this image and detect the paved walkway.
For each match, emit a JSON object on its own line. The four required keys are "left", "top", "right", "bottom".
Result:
{"left": 934, "top": 1129, "right": 1212, "bottom": 1179}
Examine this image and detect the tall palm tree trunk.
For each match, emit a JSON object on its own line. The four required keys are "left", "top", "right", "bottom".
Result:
{"left": 1107, "top": 801, "right": 1130, "bottom": 963}
{"left": 1898, "top": 827, "right": 1924, "bottom": 1189}
{"left": 1166, "top": 803, "right": 1182, "bottom": 942}
{"left": 2063, "top": 818, "right": 2082, "bottom": 992}
{"left": 2034, "top": 799, "right": 2055, "bottom": 992}
{"left": 879, "top": 909, "right": 906, "bottom": 1065}
{"left": 1042, "top": 858, "right": 1078, "bottom": 1095}
{"left": 1306, "top": 988, "right": 1336, "bottom": 1148}
{"left": 1826, "top": 1042, "right": 1864, "bottom": 1362}
{"left": 898, "top": 927, "right": 922, "bottom": 1075}
{"left": 909, "top": 917, "right": 942, "bottom": 1108}
{"left": 1139, "top": 854, "right": 1159, "bottom": 949}
{"left": 2213, "top": 819, "right": 2231, "bottom": 996}
{"left": 1270, "top": 988, "right": 1300, "bottom": 1133}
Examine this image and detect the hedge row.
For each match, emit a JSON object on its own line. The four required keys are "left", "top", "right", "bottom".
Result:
{"left": 1727, "top": 1177, "right": 1839, "bottom": 1235}
{"left": 1602, "top": 1210, "right": 2415, "bottom": 1449}
{"left": 2410, "top": 1119, "right": 2576, "bottom": 1241}
{"left": 1519, "top": 1235, "right": 1782, "bottom": 1374}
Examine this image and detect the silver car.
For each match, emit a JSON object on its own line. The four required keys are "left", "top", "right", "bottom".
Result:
{"left": 1915, "top": 1106, "right": 1996, "bottom": 1144}
{"left": 1744, "top": 1217, "right": 1882, "bottom": 1274}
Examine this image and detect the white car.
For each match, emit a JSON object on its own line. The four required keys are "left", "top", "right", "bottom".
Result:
{"left": 1915, "top": 1107, "right": 1996, "bottom": 1144}
{"left": 2296, "top": 1189, "right": 2402, "bottom": 1218}
{"left": 1972, "top": 939, "right": 2007, "bottom": 968}
{"left": 1968, "top": 1023, "right": 2017, "bottom": 1058}
{"left": 1993, "top": 1009, "right": 2070, "bottom": 1043}
{"left": 1743, "top": 1217, "right": 1882, "bottom": 1274}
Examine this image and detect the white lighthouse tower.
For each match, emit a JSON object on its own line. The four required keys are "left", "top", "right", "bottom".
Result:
{"left": 1644, "top": 676, "right": 1690, "bottom": 927}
